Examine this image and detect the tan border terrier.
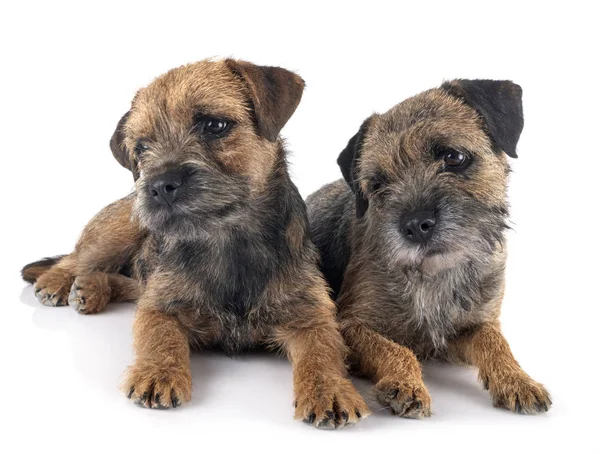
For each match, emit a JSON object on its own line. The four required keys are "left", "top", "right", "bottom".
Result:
{"left": 21, "top": 59, "right": 369, "bottom": 429}
{"left": 307, "top": 79, "right": 551, "bottom": 418}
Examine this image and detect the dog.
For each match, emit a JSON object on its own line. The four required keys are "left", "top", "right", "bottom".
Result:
{"left": 307, "top": 79, "right": 551, "bottom": 418}
{"left": 21, "top": 59, "right": 369, "bottom": 429}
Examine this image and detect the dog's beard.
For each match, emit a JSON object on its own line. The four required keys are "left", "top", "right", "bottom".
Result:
{"left": 133, "top": 171, "right": 249, "bottom": 242}
{"left": 375, "top": 199, "right": 508, "bottom": 274}
{"left": 133, "top": 197, "right": 206, "bottom": 240}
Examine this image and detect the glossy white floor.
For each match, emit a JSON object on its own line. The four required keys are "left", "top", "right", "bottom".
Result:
{"left": 8, "top": 246, "right": 595, "bottom": 453}
{"left": 2, "top": 1, "right": 598, "bottom": 452}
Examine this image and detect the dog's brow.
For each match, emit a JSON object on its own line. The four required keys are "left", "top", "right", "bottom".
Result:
{"left": 427, "top": 139, "right": 474, "bottom": 157}
{"left": 192, "top": 105, "right": 233, "bottom": 120}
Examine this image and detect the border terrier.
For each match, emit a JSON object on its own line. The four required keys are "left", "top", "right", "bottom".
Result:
{"left": 307, "top": 79, "right": 551, "bottom": 417}
{"left": 21, "top": 59, "right": 369, "bottom": 429}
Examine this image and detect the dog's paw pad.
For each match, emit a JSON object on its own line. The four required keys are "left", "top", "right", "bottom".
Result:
{"left": 295, "top": 377, "right": 370, "bottom": 429}
{"left": 376, "top": 379, "right": 432, "bottom": 419}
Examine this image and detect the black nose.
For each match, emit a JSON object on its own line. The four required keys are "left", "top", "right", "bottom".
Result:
{"left": 148, "top": 172, "right": 182, "bottom": 206}
{"left": 402, "top": 211, "right": 436, "bottom": 243}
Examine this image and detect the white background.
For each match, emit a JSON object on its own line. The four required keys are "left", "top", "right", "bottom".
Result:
{"left": 1, "top": 1, "right": 598, "bottom": 452}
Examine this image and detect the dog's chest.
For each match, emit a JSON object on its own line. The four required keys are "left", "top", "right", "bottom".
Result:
{"left": 390, "top": 267, "right": 483, "bottom": 356}
{"left": 157, "top": 235, "right": 285, "bottom": 351}
{"left": 184, "top": 236, "right": 277, "bottom": 301}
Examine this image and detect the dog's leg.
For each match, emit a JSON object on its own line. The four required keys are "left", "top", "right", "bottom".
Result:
{"left": 342, "top": 323, "right": 432, "bottom": 418}
{"left": 26, "top": 196, "right": 142, "bottom": 312}
{"left": 123, "top": 306, "right": 192, "bottom": 409}
{"left": 448, "top": 321, "right": 551, "bottom": 414}
{"left": 21, "top": 255, "right": 66, "bottom": 284}
{"left": 274, "top": 292, "right": 371, "bottom": 429}
{"left": 67, "top": 272, "right": 141, "bottom": 314}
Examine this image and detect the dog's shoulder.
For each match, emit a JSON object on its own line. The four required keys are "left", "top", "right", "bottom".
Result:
{"left": 306, "top": 179, "right": 353, "bottom": 231}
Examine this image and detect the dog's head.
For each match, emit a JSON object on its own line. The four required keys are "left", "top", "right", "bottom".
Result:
{"left": 109, "top": 59, "right": 304, "bottom": 239}
{"left": 338, "top": 79, "right": 523, "bottom": 271}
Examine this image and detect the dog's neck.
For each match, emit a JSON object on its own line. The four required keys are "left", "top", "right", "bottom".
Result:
{"left": 149, "top": 146, "right": 308, "bottom": 317}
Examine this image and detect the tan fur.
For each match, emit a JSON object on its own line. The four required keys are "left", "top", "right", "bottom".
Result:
{"left": 33, "top": 256, "right": 77, "bottom": 307}
{"left": 274, "top": 285, "right": 369, "bottom": 426}
{"left": 448, "top": 322, "right": 551, "bottom": 413}
{"left": 307, "top": 80, "right": 551, "bottom": 417}
{"left": 342, "top": 324, "right": 431, "bottom": 418}
{"left": 29, "top": 196, "right": 143, "bottom": 310}
{"left": 358, "top": 89, "right": 509, "bottom": 208}
{"left": 23, "top": 59, "right": 368, "bottom": 429}
{"left": 122, "top": 308, "right": 192, "bottom": 408}
{"left": 69, "top": 272, "right": 141, "bottom": 314}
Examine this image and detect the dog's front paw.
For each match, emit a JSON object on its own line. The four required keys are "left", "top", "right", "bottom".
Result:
{"left": 34, "top": 268, "right": 74, "bottom": 307}
{"left": 68, "top": 274, "right": 110, "bottom": 314}
{"left": 122, "top": 362, "right": 192, "bottom": 409}
{"left": 484, "top": 372, "right": 551, "bottom": 414}
{"left": 294, "top": 377, "right": 370, "bottom": 429}
{"left": 375, "top": 377, "right": 432, "bottom": 418}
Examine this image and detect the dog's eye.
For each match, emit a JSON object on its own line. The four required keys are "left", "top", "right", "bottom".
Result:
{"left": 204, "top": 119, "right": 229, "bottom": 135}
{"left": 369, "top": 171, "right": 390, "bottom": 194}
{"left": 440, "top": 148, "right": 471, "bottom": 171}
{"left": 444, "top": 150, "right": 466, "bottom": 166}
{"left": 194, "top": 114, "right": 232, "bottom": 138}
{"left": 135, "top": 140, "right": 150, "bottom": 155}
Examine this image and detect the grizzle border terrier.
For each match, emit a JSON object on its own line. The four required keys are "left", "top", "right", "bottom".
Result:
{"left": 21, "top": 59, "right": 369, "bottom": 429}
{"left": 307, "top": 79, "right": 551, "bottom": 417}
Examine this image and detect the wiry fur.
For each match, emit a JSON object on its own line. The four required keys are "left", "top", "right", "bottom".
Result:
{"left": 307, "top": 80, "right": 551, "bottom": 417}
{"left": 21, "top": 59, "right": 369, "bottom": 429}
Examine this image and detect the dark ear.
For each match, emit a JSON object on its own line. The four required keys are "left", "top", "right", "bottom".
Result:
{"left": 109, "top": 111, "right": 138, "bottom": 180}
{"left": 442, "top": 79, "right": 523, "bottom": 158}
{"left": 337, "top": 117, "right": 373, "bottom": 218}
{"left": 225, "top": 59, "right": 305, "bottom": 142}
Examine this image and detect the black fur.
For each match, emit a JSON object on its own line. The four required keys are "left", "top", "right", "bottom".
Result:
{"left": 143, "top": 156, "right": 315, "bottom": 353}
{"left": 164, "top": 226, "right": 281, "bottom": 318}
{"left": 307, "top": 182, "right": 355, "bottom": 297}
{"left": 21, "top": 255, "right": 65, "bottom": 283}
{"left": 109, "top": 111, "right": 139, "bottom": 180}
{"left": 337, "top": 117, "right": 373, "bottom": 218}
{"left": 442, "top": 79, "right": 523, "bottom": 158}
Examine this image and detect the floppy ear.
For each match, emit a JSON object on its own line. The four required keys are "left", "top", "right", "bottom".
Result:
{"left": 442, "top": 79, "right": 523, "bottom": 158}
{"left": 225, "top": 59, "right": 305, "bottom": 142}
{"left": 109, "top": 111, "right": 139, "bottom": 181}
{"left": 337, "top": 117, "right": 373, "bottom": 218}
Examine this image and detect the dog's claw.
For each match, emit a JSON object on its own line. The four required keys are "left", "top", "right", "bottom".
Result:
{"left": 170, "top": 390, "right": 180, "bottom": 408}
